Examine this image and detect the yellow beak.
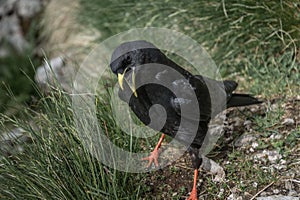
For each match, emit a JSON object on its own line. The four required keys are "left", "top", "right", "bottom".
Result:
{"left": 117, "top": 70, "right": 138, "bottom": 97}
{"left": 118, "top": 73, "right": 125, "bottom": 90}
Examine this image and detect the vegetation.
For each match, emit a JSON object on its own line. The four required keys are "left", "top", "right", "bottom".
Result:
{"left": 0, "top": 19, "right": 41, "bottom": 117}
{"left": 0, "top": 92, "right": 143, "bottom": 199}
{"left": 1, "top": 1, "right": 299, "bottom": 199}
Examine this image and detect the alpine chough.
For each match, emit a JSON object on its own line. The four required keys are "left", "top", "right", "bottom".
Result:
{"left": 110, "top": 40, "right": 261, "bottom": 200}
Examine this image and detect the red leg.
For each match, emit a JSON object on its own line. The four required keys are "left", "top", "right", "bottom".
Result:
{"left": 141, "top": 134, "right": 165, "bottom": 167}
{"left": 187, "top": 169, "right": 198, "bottom": 200}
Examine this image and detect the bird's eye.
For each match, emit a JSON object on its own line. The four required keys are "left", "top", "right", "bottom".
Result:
{"left": 126, "top": 55, "right": 131, "bottom": 62}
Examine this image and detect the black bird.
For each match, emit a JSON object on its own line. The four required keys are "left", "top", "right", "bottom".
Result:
{"left": 110, "top": 40, "right": 261, "bottom": 200}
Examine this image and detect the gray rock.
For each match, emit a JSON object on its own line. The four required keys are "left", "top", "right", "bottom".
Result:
{"left": 260, "top": 192, "right": 273, "bottom": 197}
{"left": 17, "top": 0, "right": 43, "bottom": 18}
{"left": 201, "top": 155, "right": 225, "bottom": 182}
{"left": 0, "top": 0, "right": 46, "bottom": 56}
{"left": 35, "top": 56, "right": 77, "bottom": 93}
{"left": 0, "top": 11, "right": 29, "bottom": 53}
{"left": 254, "top": 150, "right": 282, "bottom": 164}
{"left": 35, "top": 57, "right": 66, "bottom": 92}
{"left": 0, "top": 127, "right": 32, "bottom": 157}
{"left": 0, "top": 0, "right": 17, "bottom": 14}
{"left": 267, "top": 150, "right": 282, "bottom": 163}
{"left": 288, "top": 191, "right": 298, "bottom": 196}
{"left": 257, "top": 195, "right": 299, "bottom": 200}
{"left": 234, "top": 134, "right": 256, "bottom": 147}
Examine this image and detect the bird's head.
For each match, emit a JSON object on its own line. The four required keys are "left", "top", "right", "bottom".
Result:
{"left": 110, "top": 40, "right": 163, "bottom": 97}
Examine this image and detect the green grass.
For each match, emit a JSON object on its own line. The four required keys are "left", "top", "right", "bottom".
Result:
{"left": 240, "top": 52, "right": 300, "bottom": 96}
{"left": 0, "top": 54, "right": 39, "bottom": 117}
{"left": 1, "top": 1, "right": 300, "bottom": 199}
{"left": 0, "top": 91, "right": 144, "bottom": 199}
{"left": 78, "top": 0, "right": 300, "bottom": 74}
{"left": 78, "top": 0, "right": 299, "bottom": 96}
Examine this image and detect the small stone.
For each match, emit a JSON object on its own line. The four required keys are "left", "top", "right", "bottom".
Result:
{"left": 270, "top": 133, "right": 282, "bottom": 140}
{"left": 260, "top": 192, "right": 269, "bottom": 196}
{"left": 282, "top": 118, "right": 295, "bottom": 126}
{"left": 254, "top": 150, "right": 282, "bottom": 164}
{"left": 273, "top": 163, "right": 287, "bottom": 170}
{"left": 252, "top": 141, "right": 259, "bottom": 148}
{"left": 217, "top": 188, "right": 224, "bottom": 198}
{"left": 280, "top": 159, "right": 286, "bottom": 165}
{"left": 234, "top": 134, "right": 256, "bottom": 147}
{"left": 253, "top": 182, "right": 258, "bottom": 187}
{"left": 201, "top": 156, "right": 225, "bottom": 182}
{"left": 254, "top": 152, "right": 267, "bottom": 163}
{"left": 257, "top": 195, "right": 299, "bottom": 200}
{"left": 243, "top": 120, "right": 252, "bottom": 129}
{"left": 266, "top": 150, "right": 282, "bottom": 163}
{"left": 272, "top": 189, "right": 280, "bottom": 194}
{"left": 227, "top": 194, "right": 234, "bottom": 200}
{"left": 288, "top": 190, "right": 298, "bottom": 196}
{"left": 250, "top": 106, "right": 258, "bottom": 112}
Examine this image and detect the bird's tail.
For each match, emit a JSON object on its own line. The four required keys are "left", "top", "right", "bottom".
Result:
{"left": 227, "top": 93, "right": 262, "bottom": 108}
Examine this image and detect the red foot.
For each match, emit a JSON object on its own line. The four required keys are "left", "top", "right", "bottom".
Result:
{"left": 141, "top": 148, "right": 160, "bottom": 168}
{"left": 187, "top": 188, "right": 198, "bottom": 200}
{"left": 187, "top": 169, "right": 198, "bottom": 200}
{"left": 141, "top": 134, "right": 165, "bottom": 168}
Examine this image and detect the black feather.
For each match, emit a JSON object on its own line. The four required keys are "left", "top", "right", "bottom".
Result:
{"left": 227, "top": 93, "right": 262, "bottom": 108}
{"left": 110, "top": 40, "right": 262, "bottom": 169}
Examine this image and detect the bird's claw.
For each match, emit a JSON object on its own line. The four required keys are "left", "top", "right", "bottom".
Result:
{"left": 187, "top": 188, "right": 198, "bottom": 200}
{"left": 141, "top": 148, "right": 160, "bottom": 168}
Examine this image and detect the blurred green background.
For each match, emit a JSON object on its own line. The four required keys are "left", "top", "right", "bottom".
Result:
{"left": 0, "top": 17, "right": 41, "bottom": 117}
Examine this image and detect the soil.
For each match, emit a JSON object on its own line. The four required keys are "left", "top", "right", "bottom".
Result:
{"left": 139, "top": 97, "right": 300, "bottom": 199}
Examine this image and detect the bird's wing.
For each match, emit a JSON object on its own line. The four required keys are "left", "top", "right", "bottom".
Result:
{"left": 170, "top": 75, "right": 230, "bottom": 121}
{"left": 134, "top": 64, "right": 230, "bottom": 122}
{"left": 134, "top": 65, "right": 206, "bottom": 122}
{"left": 168, "top": 74, "right": 213, "bottom": 121}
{"left": 193, "top": 75, "right": 229, "bottom": 118}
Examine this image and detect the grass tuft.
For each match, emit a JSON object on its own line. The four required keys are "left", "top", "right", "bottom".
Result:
{"left": 0, "top": 89, "right": 143, "bottom": 199}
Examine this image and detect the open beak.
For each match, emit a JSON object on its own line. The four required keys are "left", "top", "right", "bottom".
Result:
{"left": 117, "top": 69, "right": 138, "bottom": 97}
